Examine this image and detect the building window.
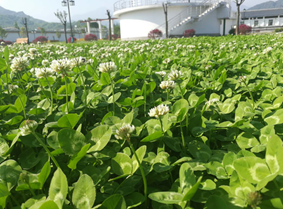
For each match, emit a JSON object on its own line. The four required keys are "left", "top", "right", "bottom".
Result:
{"left": 269, "top": 19, "right": 273, "bottom": 26}
{"left": 240, "top": 21, "right": 244, "bottom": 25}
{"left": 254, "top": 20, "right": 258, "bottom": 26}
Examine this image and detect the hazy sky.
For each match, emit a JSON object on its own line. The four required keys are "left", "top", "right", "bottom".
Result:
{"left": 0, "top": 0, "right": 273, "bottom": 22}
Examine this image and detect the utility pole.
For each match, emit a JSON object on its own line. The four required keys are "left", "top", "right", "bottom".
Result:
{"left": 22, "top": 18, "right": 29, "bottom": 44}
{"left": 107, "top": 10, "right": 112, "bottom": 41}
{"left": 162, "top": 3, "right": 168, "bottom": 39}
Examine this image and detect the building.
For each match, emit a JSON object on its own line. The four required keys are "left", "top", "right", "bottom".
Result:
{"left": 241, "top": 8, "right": 283, "bottom": 33}
{"left": 113, "top": 0, "right": 237, "bottom": 40}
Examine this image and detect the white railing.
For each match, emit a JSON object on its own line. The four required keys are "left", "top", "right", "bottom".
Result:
{"left": 114, "top": 0, "right": 215, "bottom": 12}
{"left": 154, "top": 0, "right": 230, "bottom": 34}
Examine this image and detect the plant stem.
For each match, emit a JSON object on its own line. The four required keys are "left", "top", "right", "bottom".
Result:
{"left": 77, "top": 65, "right": 87, "bottom": 105}
{"left": 144, "top": 81, "right": 147, "bottom": 117}
{"left": 10, "top": 194, "right": 20, "bottom": 206}
{"left": 167, "top": 89, "right": 169, "bottom": 101}
{"left": 244, "top": 83, "right": 255, "bottom": 109}
{"left": 177, "top": 82, "right": 184, "bottom": 99}
{"left": 128, "top": 141, "right": 147, "bottom": 205}
{"left": 180, "top": 122, "right": 186, "bottom": 149}
{"left": 6, "top": 67, "right": 11, "bottom": 102}
{"left": 65, "top": 76, "right": 69, "bottom": 113}
{"left": 17, "top": 93, "right": 26, "bottom": 119}
{"left": 32, "top": 132, "right": 60, "bottom": 169}
{"left": 110, "top": 77, "right": 115, "bottom": 115}
{"left": 45, "top": 76, "right": 53, "bottom": 115}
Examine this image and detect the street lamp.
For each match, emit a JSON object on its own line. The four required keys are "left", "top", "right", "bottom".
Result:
{"left": 61, "top": 0, "right": 75, "bottom": 43}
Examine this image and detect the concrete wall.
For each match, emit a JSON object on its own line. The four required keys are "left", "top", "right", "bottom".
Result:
{"left": 116, "top": 2, "right": 232, "bottom": 40}
{"left": 243, "top": 16, "right": 283, "bottom": 27}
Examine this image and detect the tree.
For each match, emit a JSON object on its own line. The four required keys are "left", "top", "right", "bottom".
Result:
{"left": 56, "top": 29, "right": 62, "bottom": 39}
{"left": 107, "top": 10, "right": 112, "bottom": 41}
{"left": 234, "top": 0, "right": 245, "bottom": 35}
{"left": 20, "top": 27, "right": 27, "bottom": 38}
{"left": 14, "top": 21, "right": 20, "bottom": 37}
{"left": 54, "top": 10, "right": 68, "bottom": 43}
{"left": 40, "top": 27, "right": 46, "bottom": 36}
{"left": 162, "top": 2, "right": 169, "bottom": 38}
{"left": 21, "top": 18, "right": 29, "bottom": 44}
{"left": 0, "top": 27, "right": 8, "bottom": 39}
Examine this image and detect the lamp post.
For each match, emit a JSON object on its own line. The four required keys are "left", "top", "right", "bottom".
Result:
{"left": 61, "top": 0, "right": 75, "bottom": 43}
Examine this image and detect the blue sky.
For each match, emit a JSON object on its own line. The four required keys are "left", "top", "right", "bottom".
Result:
{"left": 0, "top": 0, "right": 270, "bottom": 22}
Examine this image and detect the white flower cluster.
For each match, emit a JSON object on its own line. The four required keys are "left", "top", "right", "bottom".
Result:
{"left": 263, "top": 47, "right": 272, "bottom": 54}
{"left": 163, "top": 58, "right": 171, "bottom": 64}
{"left": 10, "top": 57, "right": 29, "bottom": 72}
{"left": 50, "top": 59, "right": 72, "bottom": 73}
{"left": 99, "top": 62, "right": 117, "bottom": 73}
{"left": 20, "top": 120, "right": 38, "bottom": 136}
{"left": 115, "top": 124, "right": 135, "bottom": 141}
{"left": 32, "top": 67, "right": 54, "bottom": 78}
{"left": 168, "top": 70, "right": 182, "bottom": 81}
{"left": 155, "top": 71, "right": 167, "bottom": 77}
{"left": 29, "top": 48, "right": 38, "bottom": 55}
{"left": 160, "top": 81, "right": 175, "bottom": 90}
{"left": 9, "top": 84, "right": 19, "bottom": 92}
{"left": 239, "top": 75, "right": 247, "bottom": 83}
{"left": 149, "top": 104, "right": 169, "bottom": 118}
{"left": 42, "top": 60, "right": 49, "bottom": 67}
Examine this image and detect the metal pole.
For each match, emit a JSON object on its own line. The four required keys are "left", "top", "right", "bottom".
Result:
{"left": 67, "top": 0, "right": 74, "bottom": 42}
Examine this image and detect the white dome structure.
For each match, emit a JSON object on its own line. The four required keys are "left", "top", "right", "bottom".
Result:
{"left": 113, "top": 0, "right": 236, "bottom": 40}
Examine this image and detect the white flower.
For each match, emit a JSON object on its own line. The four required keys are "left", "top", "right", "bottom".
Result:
{"left": 163, "top": 58, "right": 171, "bottom": 64}
{"left": 33, "top": 67, "right": 54, "bottom": 78}
{"left": 99, "top": 62, "right": 117, "bottom": 73}
{"left": 1, "top": 42, "right": 5, "bottom": 45}
{"left": 115, "top": 124, "right": 135, "bottom": 141}
{"left": 42, "top": 60, "right": 49, "bottom": 66}
{"left": 205, "top": 98, "right": 219, "bottom": 106}
{"left": 29, "top": 48, "right": 37, "bottom": 55}
{"left": 239, "top": 76, "right": 247, "bottom": 83}
{"left": 149, "top": 104, "right": 169, "bottom": 118}
{"left": 50, "top": 59, "right": 72, "bottom": 74}
{"left": 168, "top": 70, "right": 182, "bottom": 81}
{"left": 160, "top": 81, "right": 175, "bottom": 90}
{"left": 155, "top": 71, "right": 167, "bottom": 77}
{"left": 263, "top": 47, "right": 272, "bottom": 54}
{"left": 20, "top": 120, "right": 38, "bottom": 136}
{"left": 9, "top": 84, "right": 19, "bottom": 92}
{"left": 10, "top": 57, "right": 29, "bottom": 72}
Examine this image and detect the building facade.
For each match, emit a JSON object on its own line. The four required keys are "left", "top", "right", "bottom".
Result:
{"left": 113, "top": 0, "right": 236, "bottom": 40}
{"left": 241, "top": 8, "right": 283, "bottom": 33}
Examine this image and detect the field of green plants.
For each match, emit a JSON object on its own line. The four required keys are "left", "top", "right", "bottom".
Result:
{"left": 1, "top": 34, "right": 283, "bottom": 209}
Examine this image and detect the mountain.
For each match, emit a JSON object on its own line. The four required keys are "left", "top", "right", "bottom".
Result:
{"left": 248, "top": 0, "right": 283, "bottom": 10}
{"left": 0, "top": 6, "right": 87, "bottom": 31}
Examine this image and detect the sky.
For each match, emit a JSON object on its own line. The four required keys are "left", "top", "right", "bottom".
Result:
{"left": 0, "top": 0, "right": 274, "bottom": 22}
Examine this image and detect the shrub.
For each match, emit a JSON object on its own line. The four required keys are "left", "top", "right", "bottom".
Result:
{"left": 84, "top": 34, "right": 97, "bottom": 41}
{"left": 275, "top": 28, "right": 283, "bottom": 32}
{"left": 0, "top": 39, "right": 5, "bottom": 44}
{"left": 5, "top": 41, "right": 12, "bottom": 45}
{"left": 238, "top": 24, "right": 252, "bottom": 35}
{"left": 229, "top": 28, "right": 235, "bottom": 35}
{"left": 32, "top": 36, "right": 48, "bottom": 43}
{"left": 183, "top": 29, "right": 195, "bottom": 37}
{"left": 148, "top": 29, "right": 162, "bottom": 39}
{"left": 67, "top": 37, "right": 77, "bottom": 43}
{"left": 106, "top": 34, "right": 119, "bottom": 40}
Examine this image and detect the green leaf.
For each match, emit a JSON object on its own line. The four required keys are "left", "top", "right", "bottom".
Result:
{"left": 48, "top": 168, "right": 68, "bottom": 209}
{"left": 141, "top": 131, "right": 163, "bottom": 142}
{"left": 148, "top": 192, "right": 183, "bottom": 204}
{"left": 39, "top": 200, "right": 59, "bottom": 209}
{"left": 100, "top": 73, "right": 111, "bottom": 85}
{"left": 72, "top": 174, "right": 96, "bottom": 209}
{"left": 172, "top": 99, "right": 189, "bottom": 122}
{"left": 111, "top": 153, "right": 133, "bottom": 176}
{"left": 266, "top": 134, "right": 283, "bottom": 174}
{"left": 38, "top": 161, "right": 51, "bottom": 189}
{"left": 233, "top": 157, "right": 271, "bottom": 184}
{"left": 125, "top": 192, "right": 145, "bottom": 209}
{"left": 57, "top": 114, "right": 81, "bottom": 128}
{"left": 132, "top": 145, "right": 146, "bottom": 174}
{"left": 236, "top": 132, "right": 259, "bottom": 149}
{"left": 182, "top": 176, "right": 202, "bottom": 201}
{"left": 179, "top": 163, "right": 196, "bottom": 194}
{"left": 58, "top": 129, "right": 87, "bottom": 155}
{"left": 100, "top": 194, "right": 126, "bottom": 209}
{"left": 14, "top": 94, "right": 27, "bottom": 113}
{"left": 264, "top": 109, "right": 283, "bottom": 125}
{"left": 108, "top": 92, "right": 121, "bottom": 103}
{"left": 0, "top": 160, "right": 22, "bottom": 191}
{"left": 88, "top": 125, "right": 112, "bottom": 152}
{"left": 4, "top": 46, "right": 9, "bottom": 64}
{"left": 68, "top": 144, "right": 91, "bottom": 170}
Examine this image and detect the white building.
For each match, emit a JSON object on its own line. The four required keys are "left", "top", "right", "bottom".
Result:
{"left": 241, "top": 8, "right": 283, "bottom": 33}
{"left": 113, "top": 0, "right": 236, "bottom": 40}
